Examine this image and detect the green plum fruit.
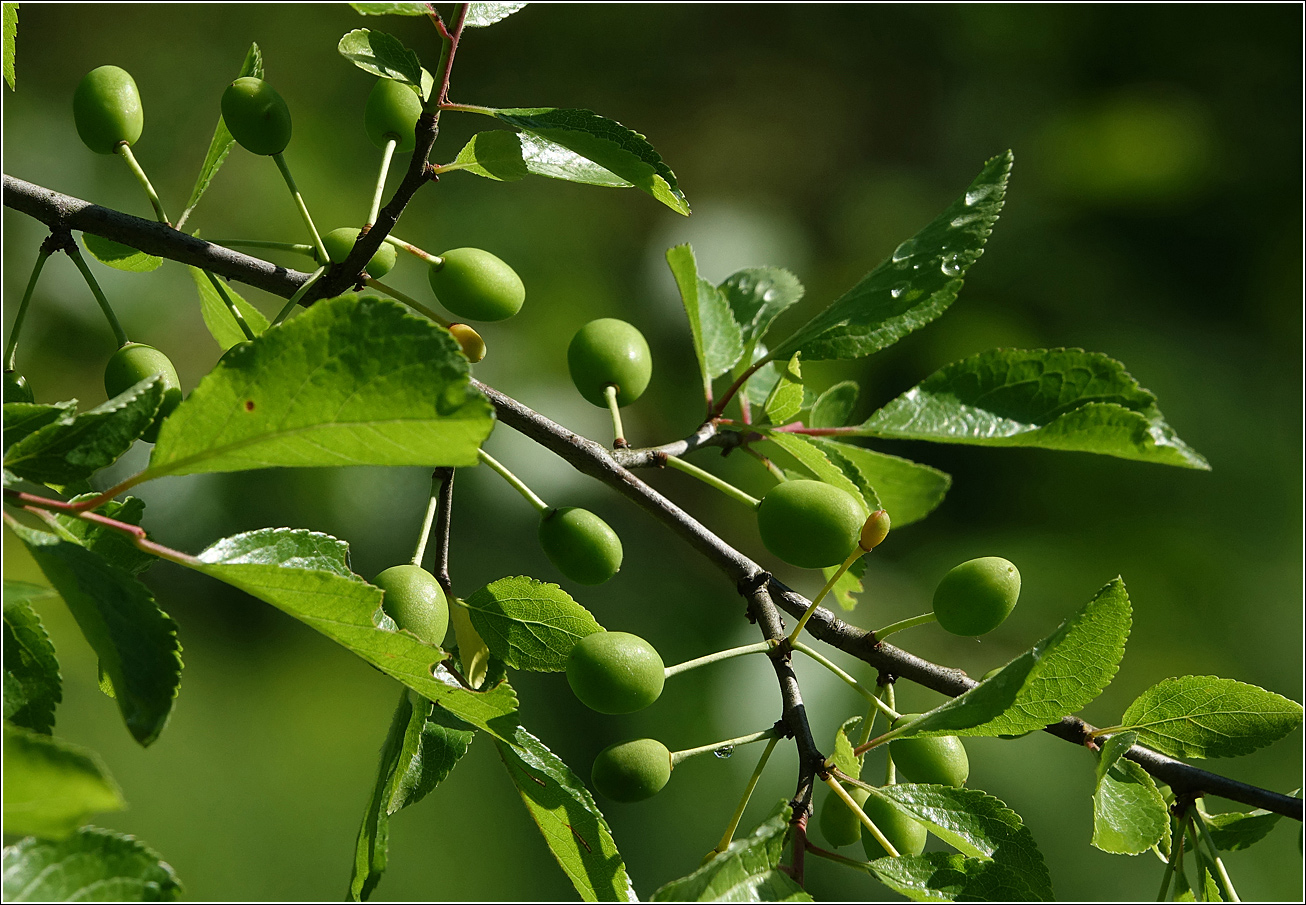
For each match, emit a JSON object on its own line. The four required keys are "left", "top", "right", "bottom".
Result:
{"left": 321, "top": 227, "right": 396, "bottom": 279}
{"left": 755, "top": 479, "right": 865, "bottom": 569}
{"left": 566, "top": 631, "right": 664, "bottom": 714}
{"left": 591, "top": 738, "right": 672, "bottom": 802}
{"left": 932, "top": 556, "right": 1020, "bottom": 636}
{"left": 819, "top": 785, "right": 870, "bottom": 848}
{"left": 103, "top": 342, "right": 181, "bottom": 444}
{"left": 373, "top": 564, "right": 448, "bottom": 647}
{"left": 567, "top": 318, "right": 653, "bottom": 408}
{"left": 427, "top": 248, "right": 525, "bottom": 322}
{"left": 365, "top": 78, "right": 422, "bottom": 152}
{"left": 4, "top": 370, "right": 33, "bottom": 403}
{"left": 538, "top": 507, "right": 623, "bottom": 585}
{"left": 861, "top": 792, "right": 929, "bottom": 859}
{"left": 888, "top": 714, "right": 969, "bottom": 787}
{"left": 73, "top": 65, "right": 143, "bottom": 154}
{"left": 221, "top": 77, "right": 292, "bottom": 156}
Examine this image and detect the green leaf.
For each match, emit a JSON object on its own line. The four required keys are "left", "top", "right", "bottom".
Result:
{"left": 338, "top": 28, "right": 423, "bottom": 89}
{"left": 465, "top": 2, "right": 528, "bottom": 27}
{"left": 3, "top": 2, "right": 15, "bottom": 91}
{"left": 808, "top": 381, "right": 859, "bottom": 429}
{"left": 1203, "top": 805, "right": 1285, "bottom": 852}
{"left": 495, "top": 725, "right": 633, "bottom": 902}
{"left": 463, "top": 576, "right": 602, "bottom": 672}
{"left": 832, "top": 716, "right": 863, "bottom": 780}
{"left": 744, "top": 360, "right": 782, "bottom": 408}
{"left": 868, "top": 784, "right": 1053, "bottom": 900}
{"left": 451, "top": 131, "right": 636, "bottom": 186}
{"left": 890, "top": 650, "right": 1040, "bottom": 740}
{"left": 1116, "top": 676, "right": 1303, "bottom": 759}
{"left": 762, "top": 355, "right": 806, "bottom": 427}
{"left": 2, "top": 827, "right": 180, "bottom": 901}
{"left": 719, "top": 267, "right": 805, "bottom": 352}
{"left": 49, "top": 496, "right": 155, "bottom": 578}
{"left": 349, "top": 688, "right": 474, "bottom": 901}
{"left": 81, "top": 233, "right": 162, "bottom": 273}
{"left": 821, "top": 556, "right": 865, "bottom": 611}
{"left": 769, "top": 151, "right": 1011, "bottom": 362}
{"left": 190, "top": 267, "right": 269, "bottom": 352}
{"left": 8, "top": 521, "right": 180, "bottom": 747}
{"left": 652, "top": 801, "right": 811, "bottom": 901}
{"left": 666, "top": 244, "right": 745, "bottom": 396}
{"left": 759, "top": 432, "right": 870, "bottom": 515}
{"left": 1091, "top": 730, "right": 1168, "bottom": 855}
{"left": 3, "top": 379, "right": 163, "bottom": 484}
{"left": 491, "top": 107, "right": 689, "bottom": 215}
{"left": 2, "top": 723, "right": 124, "bottom": 839}
{"left": 4, "top": 581, "right": 61, "bottom": 734}
{"left": 143, "top": 295, "right": 493, "bottom": 478}
{"left": 177, "top": 43, "right": 261, "bottom": 229}
{"left": 864, "top": 850, "right": 1048, "bottom": 903}
{"left": 855, "top": 348, "right": 1209, "bottom": 470}
{"left": 810, "top": 439, "right": 950, "bottom": 527}
{"left": 350, "top": 1, "right": 429, "bottom": 13}
{"left": 190, "top": 528, "right": 520, "bottom": 741}
{"left": 3, "top": 400, "right": 76, "bottom": 452}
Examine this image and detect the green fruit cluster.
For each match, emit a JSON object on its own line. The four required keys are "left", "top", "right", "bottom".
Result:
{"left": 888, "top": 714, "right": 970, "bottom": 787}
{"left": 819, "top": 785, "right": 869, "bottom": 848}
{"left": 222, "top": 77, "right": 292, "bottom": 156}
{"left": 590, "top": 738, "right": 671, "bottom": 802}
{"left": 755, "top": 479, "right": 865, "bottom": 569}
{"left": 74, "top": 65, "right": 143, "bottom": 154}
{"left": 103, "top": 342, "right": 182, "bottom": 444}
{"left": 932, "top": 556, "right": 1020, "bottom": 636}
{"left": 567, "top": 318, "right": 652, "bottom": 408}
{"left": 566, "top": 631, "right": 663, "bottom": 714}
{"left": 321, "top": 227, "right": 396, "bottom": 279}
{"left": 538, "top": 507, "right": 623, "bottom": 585}
{"left": 861, "top": 792, "right": 928, "bottom": 859}
{"left": 428, "top": 248, "right": 525, "bottom": 322}
{"left": 373, "top": 564, "right": 448, "bottom": 646}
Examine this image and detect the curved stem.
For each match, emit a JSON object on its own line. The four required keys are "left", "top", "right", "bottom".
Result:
{"left": 411, "top": 471, "right": 444, "bottom": 567}
{"left": 368, "top": 138, "right": 398, "bottom": 226}
{"left": 1157, "top": 814, "right": 1182, "bottom": 901}
{"left": 116, "top": 144, "right": 170, "bottom": 225}
{"left": 874, "top": 611, "right": 938, "bottom": 641}
{"left": 664, "top": 640, "right": 773, "bottom": 679}
{"left": 823, "top": 774, "right": 899, "bottom": 858}
{"left": 66, "top": 243, "right": 128, "bottom": 346}
{"left": 210, "top": 238, "right": 318, "bottom": 258}
{"left": 670, "top": 727, "right": 780, "bottom": 768}
{"left": 710, "top": 355, "right": 770, "bottom": 419}
{"left": 664, "top": 454, "right": 761, "bottom": 509}
{"left": 1193, "top": 813, "right": 1239, "bottom": 902}
{"left": 476, "top": 448, "right": 550, "bottom": 513}
{"left": 789, "top": 547, "right": 865, "bottom": 644}
{"left": 4, "top": 246, "right": 52, "bottom": 370}
{"left": 711, "top": 737, "right": 780, "bottom": 855}
{"left": 604, "top": 385, "right": 627, "bottom": 448}
{"left": 365, "top": 277, "right": 451, "bottom": 326}
{"left": 792, "top": 641, "right": 897, "bottom": 718}
{"left": 272, "top": 152, "right": 328, "bottom": 263}
{"left": 203, "top": 272, "right": 257, "bottom": 342}
{"left": 384, "top": 234, "right": 442, "bottom": 265}
{"left": 271, "top": 266, "right": 326, "bottom": 326}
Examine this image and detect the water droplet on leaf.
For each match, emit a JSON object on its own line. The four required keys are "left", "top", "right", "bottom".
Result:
{"left": 713, "top": 746, "right": 734, "bottom": 759}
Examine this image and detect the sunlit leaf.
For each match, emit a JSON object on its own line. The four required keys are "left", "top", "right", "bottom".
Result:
{"left": 2, "top": 723, "right": 124, "bottom": 839}
{"left": 2, "top": 827, "right": 180, "bottom": 901}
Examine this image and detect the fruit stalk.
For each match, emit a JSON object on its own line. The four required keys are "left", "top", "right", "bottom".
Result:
{"left": 66, "top": 243, "right": 128, "bottom": 346}
{"left": 203, "top": 272, "right": 257, "bottom": 342}
{"left": 4, "top": 246, "right": 52, "bottom": 370}
{"left": 1193, "top": 813, "right": 1240, "bottom": 902}
{"left": 272, "top": 266, "right": 325, "bottom": 325}
{"left": 476, "top": 449, "right": 549, "bottom": 513}
{"left": 210, "top": 239, "right": 318, "bottom": 257}
{"left": 823, "top": 774, "right": 899, "bottom": 858}
{"left": 383, "top": 235, "right": 442, "bottom": 265}
{"left": 788, "top": 545, "right": 865, "bottom": 643}
{"left": 365, "top": 277, "right": 451, "bottom": 326}
{"left": 664, "top": 455, "right": 760, "bottom": 509}
{"left": 604, "top": 384, "right": 627, "bottom": 448}
{"left": 792, "top": 641, "right": 896, "bottom": 718}
{"left": 368, "top": 138, "right": 398, "bottom": 226}
{"left": 271, "top": 152, "right": 328, "bottom": 263}
{"left": 710, "top": 736, "right": 780, "bottom": 856}
{"left": 662, "top": 640, "right": 773, "bottom": 679}
{"left": 410, "top": 471, "right": 444, "bottom": 567}
{"left": 116, "top": 144, "right": 170, "bottom": 225}
{"left": 669, "top": 727, "right": 781, "bottom": 767}
{"left": 873, "top": 611, "right": 938, "bottom": 641}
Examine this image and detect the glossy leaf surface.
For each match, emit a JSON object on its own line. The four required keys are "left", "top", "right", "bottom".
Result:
{"left": 463, "top": 576, "right": 602, "bottom": 672}
{"left": 2, "top": 827, "right": 179, "bottom": 901}
{"left": 338, "top": 28, "right": 423, "bottom": 89}
{"left": 1091, "top": 731, "right": 1168, "bottom": 854}
{"left": 451, "top": 130, "right": 632, "bottom": 186}
{"left": 1117, "top": 676, "right": 1303, "bottom": 759}
{"left": 666, "top": 244, "right": 744, "bottom": 396}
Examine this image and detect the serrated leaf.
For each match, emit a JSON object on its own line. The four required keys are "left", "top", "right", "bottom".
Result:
{"left": 868, "top": 784, "right": 1052, "bottom": 900}
{"left": 142, "top": 296, "right": 493, "bottom": 478}
{"left": 1203, "top": 805, "right": 1285, "bottom": 852}
{"left": 2, "top": 723, "right": 124, "bottom": 839}
{"left": 808, "top": 381, "right": 859, "bottom": 428}
{"left": 652, "top": 801, "right": 811, "bottom": 901}
{"left": 862, "top": 850, "right": 1049, "bottom": 903}
{"left": 190, "top": 267, "right": 268, "bottom": 352}
{"left": 855, "top": 348, "right": 1209, "bottom": 470}
{"left": 82, "top": 234, "right": 162, "bottom": 273}
{"left": 495, "top": 724, "right": 633, "bottom": 902}
{"left": 463, "top": 576, "right": 602, "bottom": 672}
{"left": 810, "top": 439, "right": 950, "bottom": 528}
{"left": 759, "top": 432, "right": 870, "bottom": 515}
{"left": 822, "top": 555, "right": 866, "bottom": 611}
{"left": 1117, "top": 676, "right": 1303, "bottom": 759}
{"left": 190, "top": 528, "right": 519, "bottom": 741}
{"left": 832, "top": 716, "right": 863, "bottom": 779}
{"left": 666, "top": 245, "right": 745, "bottom": 396}
{"left": 4, "top": 581, "right": 62, "bottom": 734}
{"left": 465, "top": 2, "right": 528, "bottom": 27}
{"left": 48, "top": 496, "right": 155, "bottom": 578}
{"left": 491, "top": 107, "right": 689, "bottom": 215}
{"left": 3, "top": 400, "right": 76, "bottom": 452}
{"left": 339, "top": 28, "right": 423, "bottom": 89}
{"left": 350, "top": 1, "right": 429, "bottom": 13}
{"left": 4, "top": 379, "right": 163, "bottom": 484}
{"left": 349, "top": 688, "right": 474, "bottom": 901}
{"left": 2, "top": 827, "right": 180, "bottom": 901}
{"left": 8, "top": 520, "right": 180, "bottom": 747}
{"left": 744, "top": 360, "right": 781, "bottom": 408}
{"left": 3, "top": 2, "right": 15, "bottom": 91}
{"left": 450, "top": 130, "right": 635, "bottom": 187}
{"left": 177, "top": 43, "right": 261, "bottom": 230}
{"left": 719, "top": 267, "right": 805, "bottom": 353}
{"left": 1091, "top": 731, "right": 1168, "bottom": 854}
{"left": 770, "top": 151, "right": 1011, "bottom": 362}
{"left": 762, "top": 355, "right": 805, "bottom": 427}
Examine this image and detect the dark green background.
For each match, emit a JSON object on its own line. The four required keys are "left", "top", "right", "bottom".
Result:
{"left": 3, "top": 3, "right": 1302, "bottom": 900}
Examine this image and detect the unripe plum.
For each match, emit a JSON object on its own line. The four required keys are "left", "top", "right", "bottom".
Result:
{"left": 365, "top": 78, "right": 422, "bottom": 152}
{"left": 888, "top": 714, "right": 969, "bottom": 787}
{"left": 428, "top": 248, "right": 525, "bottom": 322}
{"left": 861, "top": 792, "right": 929, "bottom": 859}
{"left": 321, "top": 227, "right": 396, "bottom": 279}
{"left": 103, "top": 342, "right": 182, "bottom": 444}
{"left": 591, "top": 738, "right": 672, "bottom": 802}
{"left": 73, "top": 65, "right": 143, "bottom": 154}
{"left": 932, "top": 556, "right": 1020, "bottom": 636}
{"left": 374, "top": 564, "right": 448, "bottom": 647}
{"left": 566, "top": 631, "right": 663, "bottom": 714}
{"left": 221, "top": 77, "right": 292, "bottom": 156}
{"left": 538, "top": 507, "right": 623, "bottom": 585}
{"left": 755, "top": 479, "right": 865, "bottom": 569}
{"left": 567, "top": 318, "right": 652, "bottom": 408}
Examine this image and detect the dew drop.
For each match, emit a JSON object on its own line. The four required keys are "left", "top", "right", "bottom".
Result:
{"left": 891, "top": 238, "right": 917, "bottom": 262}
{"left": 890, "top": 282, "right": 909, "bottom": 299}
{"left": 950, "top": 212, "right": 983, "bottom": 228}
{"left": 941, "top": 253, "right": 964, "bottom": 277}
{"left": 964, "top": 186, "right": 992, "bottom": 206}
{"left": 713, "top": 746, "right": 735, "bottom": 759}
{"left": 762, "top": 289, "right": 777, "bottom": 302}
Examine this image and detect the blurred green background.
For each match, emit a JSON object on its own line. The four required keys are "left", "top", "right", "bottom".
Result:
{"left": 3, "top": 3, "right": 1302, "bottom": 901}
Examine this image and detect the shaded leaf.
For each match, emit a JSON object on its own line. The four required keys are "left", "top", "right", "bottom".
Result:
{"left": 3, "top": 2, "right": 15, "bottom": 90}
{"left": 177, "top": 43, "right": 261, "bottom": 229}
{"left": 4, "top": 378, "right": 162, "bottom": 484}
{"left": 191, "top": 528, "right": 519, "bottom": 741}
{"left": 770, "top": 151, "right": 1011, "bottom": 362}
{"left": 855, "top": 348, "right": 1209, "bottom": 470}
{"left": 760, "top": 431, "right": 870, "bottom": 515}
{"left": 832, "top": 715, "right": 863, "bottom": 779}
{"left": 864, "top": 850, "right": 1046, "bottom": 903}
{"left": 1117, "top": 676, "right": 1303, "bottom": 759}
{"left": 652, "top": 801, "right": 811, "bottom": 901}
{"left": 822, "top": 555, "right": 866, "bottom": 611}
{"left": 3, "top": 581, "right": 61, "bottom": 734}
{"left": 1092, "top": 731, "right": 1168, "bottom": 854}
{"left": 465, "top": 2, "right": 528, "bottom": 27}
{"left": 349, "top": 688, "right": 474, "bottom": 901}
{"left": 463, "top": 576, "right": 602, "bottom": 672}
{"left": 82, "top": 234, "right": 162, "bottom": 273}
{"left": 744, "top": 360, "right": 782, "bottom": 408}
{"left": 666, "top": 244, "right": 745, "bottom": 396}
{"left": 1203, "top": 805, "right": 1285, "bottom": 852}
{"left": 338, "top": 28, "right": 424, "bottom": 89}
{"left": 719, "top": 267, "right": 804, "bottom": 353}
{"left": 811, "top": 439, "right": 950, "bottom": 527}
{"left": 144, "top": 295, "right": 494, "bottom": 478}
{"left": 350, "top": 1, "right": 429, "bottom": 13}
{"left": 495, "top": 724, "right": 633, "bottom": 902}
{"left": 2, "top": 723, "right": 124, "bottom": 839}
{"left": 190, "top": 267, "right": 269, "bottom": 352}
{"left": 808, "top": 381, "right": 859, "bottom": 428}
{"left": 492, "top": 107, "right": 689, "bottom": 214}
{"left": 2, "top": 827, "right": 180, "bottom": 901}
{"left": 761, "top": 355, "right": 805, "bottom": 427}
{"left": 50, "top": 496, "right": 155, "bottom": 578}
{"left": 8, "top": 520, "right": 180, "bottom": 747}
{"left": 3, "top": 400, "right": 76, "bottom": 452}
